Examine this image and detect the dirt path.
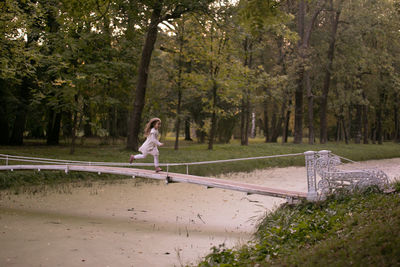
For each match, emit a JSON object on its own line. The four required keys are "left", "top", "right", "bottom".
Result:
{"left": 0, "top": 158, "right": 398, "bottom": 266}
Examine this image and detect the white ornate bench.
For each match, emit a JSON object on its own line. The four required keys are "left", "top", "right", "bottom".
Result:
{"left": 304, "top": 150, "right": 389, "bottom": 201}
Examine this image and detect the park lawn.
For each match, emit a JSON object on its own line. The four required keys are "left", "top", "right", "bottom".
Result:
{"left": 1, "top": 137, "right": 400, "bottom": 174}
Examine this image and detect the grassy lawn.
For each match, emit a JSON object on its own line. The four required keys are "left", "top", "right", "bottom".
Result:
{"left": 0, "top": 137, "right": 399, "bottom": 191}
{"left": 1, "top": 137, "right": 400, "bottom": 176}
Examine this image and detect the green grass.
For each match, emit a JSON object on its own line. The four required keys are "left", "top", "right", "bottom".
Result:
{"left": 197, "top": 183, "right": 400, "bottom": 266}
{"left": 1, "top": 137, "right": 400, "bottom": 177}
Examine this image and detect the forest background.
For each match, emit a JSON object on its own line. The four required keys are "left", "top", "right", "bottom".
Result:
{"left": 1, "top": 0, "right": 400, "bottom": 154}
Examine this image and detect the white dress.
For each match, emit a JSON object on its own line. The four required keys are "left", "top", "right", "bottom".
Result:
{"left": 138, "top": 128, "right": 162, "bottom": 156}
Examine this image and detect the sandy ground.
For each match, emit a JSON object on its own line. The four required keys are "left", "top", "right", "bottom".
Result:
{"left": 0, "top": 158, "right": 399, "bottom": 267}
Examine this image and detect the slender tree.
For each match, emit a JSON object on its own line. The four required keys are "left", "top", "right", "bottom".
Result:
{"left": 319, "top": 0, "right": 342, "bottom": 144}
{"left": 293, "top": 0, "right": 325, "bottom": 144}
{"left": 127, "top": 0, "right": 212, "bottom": 151}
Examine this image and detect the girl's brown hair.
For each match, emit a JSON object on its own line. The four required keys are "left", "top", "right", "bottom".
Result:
{"left": 144, "top": 117, "right": 161, "bottom": 136}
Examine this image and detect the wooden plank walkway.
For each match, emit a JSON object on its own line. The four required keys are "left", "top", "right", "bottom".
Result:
{"left": 0, "top": 164, "right": 308, "bottom": 199}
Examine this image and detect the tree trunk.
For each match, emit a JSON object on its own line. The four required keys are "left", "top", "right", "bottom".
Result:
{"left": 263, "top": 98, "right": 270, "bottom": 142}
{"left": 394, "top": 107, "right": 399, "bottom": 142}
{"left": 244, "top": 97, "right": 250, "bottom": 144}
{"left": 174, "top": 89, "right": 182, "bottom": 150}
{"left": 294, "top": 68, "right": 304, "bottom": 144}
{"left": 370, "top": 118, "right": 376, "bottom": 144}
{"left": 270, "top": 103, "right": 277, "bottom": 142}
{"left": 107, "top": 106, "right": 118, "bottom": 139}
{"left": 70, "top": 112, "right": 77, "bottom": 154}
{"left": 113, "top": 107, "right": 118, "bottom": 143}
{"left": 240, "top": 37, "right": 252, "bottom": 146}
{"left": 294, "top": 0, "right": 305, "bottom": 144}
{"left": 69, "top": 94, "right": 82, "bottom": 154}
{"left": 276, "top": 37, "right": 289, "bottom": 144}
{"left": 354, "top": 105, "right": 362, "bottom": 144}
{"left": 342, "top": 115, "right": 349, "bottom": 144}
{"left": 9, "top": 111, "right": 26, "bottom": 145}
{"left": 376, "top": 108, "right": 382, "bottom": 145}
{"left": 306, "top": 72, "right": 314, "bottom": 144}
{"left": 240, "top": 96, "right": 249, "bottom": 145}
{"left": 270, "top": 108, "right": 277, "bottom": 143}
{"left": 348, "top": 105, "right": 352, "bottom": 141}
{"left": 376, "top": 91, "right": 385, "bottom": 145}
{"left": 127, "top": 2, "right": 163, "bottom": 150}
{"left": 362, "top": 103, "right": 368, "bottom": 144}
{"left": 250, "top": 112, "right": 256, "bottom": 138}
{"left": 394, "top": 95, "right": 400, "bottom": 143}
{"left": 197, "top": 120, "right": 206, "bottom": 143}
{"left": 294, "top": 0, "right": 325, "bottom": 144}
{"left": 270, "top": 101, "right": 283, "bottom": 143}
{"left": 83, "top": 102, "right": 93, "bottom": 137}
{"left": 174, "top": 25, "right": 184, "bottom": 150}
{"left": 184, "top": 116, "right": 192, "bottom": 141}
{"left": 0, "top": 105, "right": 8, "bottom": 145}
{"left": 208, "top": 80, "right": 218, "bottom": 150}
{"left": 9, "top": 79, "right": 30, "bottom": 145}
{"left": 335, "top": 116, "right": 341, "bottom": 142}
{"left": 46, "top": 109, "right": 61, "bottom": 145}
{"left": 0, "top": 79, "right": 9, "bottom": 145}
{"left": 320, "top": 0, "right": 340, "bottom": 144}
{"left": 275, "top": 95, "right": 287, "bottom": 143}
{"left": 282, "top": 99, "right": 291, "bottom": 144}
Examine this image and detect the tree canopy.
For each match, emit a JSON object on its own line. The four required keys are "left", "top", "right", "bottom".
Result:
{"left": 1, "top": 0, "right": 400, "bottom": 151}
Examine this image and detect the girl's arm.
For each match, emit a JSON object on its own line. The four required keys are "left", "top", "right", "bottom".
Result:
{"left": 149, "top": 131, "right": 162, "bottom": 146}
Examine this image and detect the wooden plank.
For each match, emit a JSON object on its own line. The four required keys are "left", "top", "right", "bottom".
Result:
{"left": 168, "top": 172, "right": 307, "bottom": 198}
{"left": 0, "top": 165, "right": 307, "bottom": 199}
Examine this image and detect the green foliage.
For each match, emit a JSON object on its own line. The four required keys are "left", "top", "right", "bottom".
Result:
{"left": 237, "top": 0, "right": 295, "bottom": 40}
{"left": 1, "top": 0, "right": 400, "bottom": 147}
{"left": 330, "top": 0, "right": 400, "bottom": 114}
{"left": 197, "top": 183, "right": 400, "bottom": 266}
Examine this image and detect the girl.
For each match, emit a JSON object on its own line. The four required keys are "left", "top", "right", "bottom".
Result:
{"left": 129, "top": 117, "right": 164, "bottom": 172}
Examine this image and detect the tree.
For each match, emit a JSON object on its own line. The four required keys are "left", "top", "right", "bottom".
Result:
{"left": 7, "top": 0, "right": 43, "bottom": 145}
{"left": 293, "top": 0, "right": 326, "bottom": 144}
{"left": 235, "top": 0, "right": 293, "bottom": 144}
{"left": 330, "top": 0, "right": 400, "bottom": 144}
{"left": 0, "top": 1, "right": 28, "bottom": 144}
{"left": 127, "top": 0, "right": 212, "bottom": 151}
{"left": 319, "top": 0, "right": 343, "bottom": 144}
{"left": 153, "top": 17, "right": 190, "bottom": 150}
